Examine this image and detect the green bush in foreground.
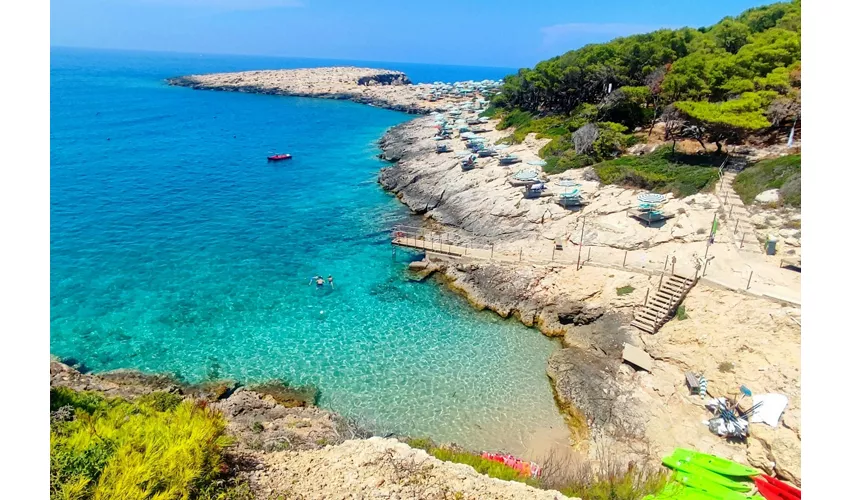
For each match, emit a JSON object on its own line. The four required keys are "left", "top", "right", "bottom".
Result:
{"left": 50, "top": 387, "right": 234, "bottom": 500}
{"left": 733, "top": 154, "right": 800, "bottom": 206}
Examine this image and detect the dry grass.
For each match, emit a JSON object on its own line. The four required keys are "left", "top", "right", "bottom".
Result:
{"left": 536, "top": 441, "right": 670, "bottom": 500}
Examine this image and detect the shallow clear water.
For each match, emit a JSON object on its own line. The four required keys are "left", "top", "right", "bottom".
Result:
{"left": 50, "top": 47, "right": 566, "bottom": 452}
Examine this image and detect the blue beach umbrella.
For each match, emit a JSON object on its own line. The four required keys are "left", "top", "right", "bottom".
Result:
{"left": 637, "top": 193, "right": 666, "bottom": 204}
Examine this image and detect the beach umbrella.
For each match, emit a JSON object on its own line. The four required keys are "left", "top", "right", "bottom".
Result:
{"left": 512, "top": 170, "right": 539, "bottom": 181}
{"left": 637, "top": 193, "right": 666, "bottom": 204}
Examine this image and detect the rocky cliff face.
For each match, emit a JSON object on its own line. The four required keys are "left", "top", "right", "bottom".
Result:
{"left": 356, "top": 72, "right": 411, "bottom": 86}
{"left": 251, "top": 437, "right": 575, "bottom": 500}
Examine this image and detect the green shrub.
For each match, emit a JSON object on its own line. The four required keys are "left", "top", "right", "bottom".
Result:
{"left": 50, "top": 388, "right": 232, "bottom": 500}
{"left": 137, "top": 391, "right": 183, "bottom": 412}
{"left": 557, "top": 467, "right": 670, "bottom": 500}
{"left": 543, "top": 152, "right": 596, "bottom": 174}
{"left": 479, "top": 105, "right": 501, "bottom": 118}
{"left": 733, "top": 154, "right": 801, "bottom": 206}
{"left": 617, "top": 286, "right": 635, "bottom": 296}
{"left": 496, "top": 109, "right": 534, "bottom": 130}
{"left": 594, "top": 146, "right": 720, "bottom": 196}
{"left": 51, "top": 387, "right": 106, "bottom": 414}
{"left": 676, "top": 305, "right": 688, "bottom": 320}
{"left": 405, "top": 437, "right": 437, "bottom": 450}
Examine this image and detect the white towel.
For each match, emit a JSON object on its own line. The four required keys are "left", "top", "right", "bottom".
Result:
{"left": 751, "top": 393, "right": 788, "bottom": 428}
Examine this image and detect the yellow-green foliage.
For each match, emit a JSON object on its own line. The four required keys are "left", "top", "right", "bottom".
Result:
{"left": 50, "top": 387, "right": 231, "bottom": 500}
{"left": 675, "top": 92, "right": 775, "bottom": 130}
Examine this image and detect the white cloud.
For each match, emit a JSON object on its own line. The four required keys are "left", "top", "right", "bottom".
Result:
{"left": 540, "top": 22, "right": 672, "bottom": 46}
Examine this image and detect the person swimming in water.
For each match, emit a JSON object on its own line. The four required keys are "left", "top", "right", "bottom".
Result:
{"left": 308, "top": 275, "right": 325, "bottom": 288}
{"left": 328, "top": 275, "right": 334, "bottom": 289}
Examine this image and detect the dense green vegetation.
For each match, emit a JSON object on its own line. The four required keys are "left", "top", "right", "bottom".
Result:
{"left": 488, "top": 1, "right": 800, "bottom": 195}
{"left": 594, "top": 146, "right": 721, "bottom": 197}
{"left": 50, "top": 387, "right": 246, "bottom": 500}
{"left": 733, "top": 153, "right": 801, "bottom": 206}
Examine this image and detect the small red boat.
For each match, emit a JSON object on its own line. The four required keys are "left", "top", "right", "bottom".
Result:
{"left": 267, "top": 153, "right": 292, "bottom": 161}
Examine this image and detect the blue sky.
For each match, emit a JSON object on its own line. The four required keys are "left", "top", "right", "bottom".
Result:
{"left": 51, "top": 0, "right": 773, "bottom": 68}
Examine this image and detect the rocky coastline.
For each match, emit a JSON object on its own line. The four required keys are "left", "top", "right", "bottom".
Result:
{"left": 146, "top": 72, "right": 800, "bottom": 484}
{"left": 168, "top": 67, "right": 446, "bottom": 115}
{"left": 378, "top": 118, "right": 802, "bottom": 485}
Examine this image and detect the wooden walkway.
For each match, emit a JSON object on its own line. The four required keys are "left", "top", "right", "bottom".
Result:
{"left": 392, "top": 235, "right": 474, "bottom": 257}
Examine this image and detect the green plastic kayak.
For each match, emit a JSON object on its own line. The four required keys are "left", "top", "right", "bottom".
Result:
{"left": 672, "top": 448, "right": 760, "bottom": 477}
{"left": 662, "top": 454, "right": 753, "bottom": 492}
{"left": 643, "top": 481, "right": 724, "bottom": 500}
{"left": 674, "top": 471, "right": 751, "bottom": 500}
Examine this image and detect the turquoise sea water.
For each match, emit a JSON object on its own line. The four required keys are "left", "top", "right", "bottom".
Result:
{"left": 50, "top": 47, "right": 566, "bottom": 452}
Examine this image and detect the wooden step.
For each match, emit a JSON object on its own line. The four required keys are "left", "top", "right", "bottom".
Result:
{"left": 635, "top": 312, "right": 668, "bottom": 324}
{"left": 631, "top": 314, "right": 657, "bottom": 326}
{"left": 637, "top": 308, "right": 666, "bottom": 319}
{"left": 646, "top": 298, "right": 674, "bottom": 309}
{"left": 637, "top": 308, "right": 668, "bottom": 319}
{"left": 635, "top": 317, "right": 664, "bottom": 328}
{"left": 649, "top": 298, "right": 676, "bottom": 309}
{"left": 660, "top": 285, "right": 685, "bottom": 295}
{"left": 630, "top": 320, "right": 656, "bottom": 333}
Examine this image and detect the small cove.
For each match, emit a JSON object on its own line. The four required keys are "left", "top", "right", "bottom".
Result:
{"left": 50, "top": 47, "right": 568, "bottom": 452}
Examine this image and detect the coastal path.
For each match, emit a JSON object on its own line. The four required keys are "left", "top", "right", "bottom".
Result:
{"left": 390, "top": 225, "right": 800, "bottom": 307}
{"left": 715, "top": 166, "right": 763, "bottom": 254}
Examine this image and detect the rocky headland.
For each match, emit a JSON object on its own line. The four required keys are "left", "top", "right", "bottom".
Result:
{"left": 168, "top": 67, "right": 448, "bottom": 114}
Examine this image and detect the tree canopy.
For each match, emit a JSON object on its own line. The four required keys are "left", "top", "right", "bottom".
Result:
{"left": 493, "top": 0, "right": 801, "bottom": 147}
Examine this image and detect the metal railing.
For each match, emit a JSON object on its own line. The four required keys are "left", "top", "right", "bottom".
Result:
{"left": 389, "top": 224, "right": 800, "bottom": 307}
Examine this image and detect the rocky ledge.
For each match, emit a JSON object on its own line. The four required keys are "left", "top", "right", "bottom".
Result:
{"left": 168, "top": 66, "right": 440, "bottom": 114}
{"left": 378, "top": 117, "right": 723, "bottom": 249}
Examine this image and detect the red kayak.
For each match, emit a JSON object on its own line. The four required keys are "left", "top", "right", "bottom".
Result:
{"left": 267, "top": 153, "right": 292, "bottom": 161}
{"left": 753, "top": 475, "right": 801, "bottom": 500}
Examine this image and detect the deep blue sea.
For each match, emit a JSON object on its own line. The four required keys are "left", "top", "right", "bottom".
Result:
{"left": 50, "top": 47, "right": 566, "bottom": 452}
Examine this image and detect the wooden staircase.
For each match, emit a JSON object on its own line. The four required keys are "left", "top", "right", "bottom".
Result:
{"left": 631, "top": 274, "right": 696, "bottom": 334}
